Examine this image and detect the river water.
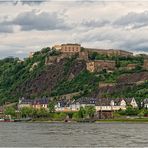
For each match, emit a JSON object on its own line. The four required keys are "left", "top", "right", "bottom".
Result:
{"left": 0, "top": 122, "right": 148, "bottom": 147}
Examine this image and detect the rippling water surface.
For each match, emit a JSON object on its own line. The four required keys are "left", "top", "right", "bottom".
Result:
{"left": 0, "top": 122, "right": 148, "bottom": 147}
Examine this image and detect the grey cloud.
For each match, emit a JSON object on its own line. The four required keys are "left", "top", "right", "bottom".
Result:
{"left": 0, "top": 22, "right": 13, "bottom": 33}
{"left": 0, "top": 11, "right": 70, "bottom": 32}
{"left": 14, "top": 11, "right": 70, "bottom": 31}
{"left": 77, "top": 27, "right": 148, "bottom": 53}
{"left": 82, "top": 20, "right": 110, "bottom": 28}
{"left": 114, "top": 11, "right": 148, "bottom": 29}
{"left": 0, "top": 0, "right": 46, "bottom": 5}
{"left": 20, "top": 0, "right": 46, "bottom": 6}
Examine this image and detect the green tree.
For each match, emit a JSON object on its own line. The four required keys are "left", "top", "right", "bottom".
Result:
{"left": 48, "top": 102, "right": 55, "bottom": 113}
{"left": 37, "top": 108, "right": 48, "bottom": 117}
{"left": 20, "top": 107, "right": 32, "bottom": 118}
{"left": 78, "top": 107, "right": 86, "bottom": 118}
{"left": 4, "top": 107, "right": 16, "bottom": 117}
{"left": 85, "top": 106, "right": 96, "bottom": 118}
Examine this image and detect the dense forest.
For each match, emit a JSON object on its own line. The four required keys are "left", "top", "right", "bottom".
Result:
{"left": 0, "top": 47, "right": 147, "bottom": 105}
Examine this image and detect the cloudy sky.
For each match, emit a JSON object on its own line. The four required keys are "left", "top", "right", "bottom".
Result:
{"left": 0, "top": 0, "right": 148, "bottom": 59}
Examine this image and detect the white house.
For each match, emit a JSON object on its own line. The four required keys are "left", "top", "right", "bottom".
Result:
{"left": 142, "top": 98, "right": 148, "bottom": 108}
{"left": 55, "top": 97, "right": 138, "bottom": 112}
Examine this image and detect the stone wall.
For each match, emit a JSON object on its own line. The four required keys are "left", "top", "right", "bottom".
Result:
{"left": 84, "top": 48, "right": 133, "bottom": 57}
{"left": 86, "top": 60, "right": 116, "bottom": 72}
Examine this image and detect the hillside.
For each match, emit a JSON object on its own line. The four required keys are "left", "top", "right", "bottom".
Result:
{"left": 0, "top": 47, "right": 147, "bottom": 105}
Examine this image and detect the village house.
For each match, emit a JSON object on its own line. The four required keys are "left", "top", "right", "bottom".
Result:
{"left": 32, "top": 98, "right": 49, "bottom": 109}
{"left": 86, "top": 60, "right": 116, "bottom": 73}
{"left": 55, "top": 97, "right": 97, "bottom": 112}
{"left": 18, "top": 98, "right": 49, "bottom": 110}
{"left": 142, "top": 98, "right": 148, "bottom": 108}
{"left": 124, "top": 98, "right": 138, "bottom": 108}
{"left": 18, "top": 98, "right": 33, "bottom": 109}
{"left": 55, "top": 100, "right": 71, "bottom": 112}
{"left": 55, "top": 97, "right": 138, "bottom": 113}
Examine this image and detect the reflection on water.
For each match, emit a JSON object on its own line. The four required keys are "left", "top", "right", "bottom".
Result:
{"left": 0, "top": 122, "right": 148, "bottom": 147}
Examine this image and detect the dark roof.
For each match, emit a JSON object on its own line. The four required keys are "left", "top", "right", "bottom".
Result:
{"left": 21, "top": 99, "right": 33, "bottom": 104}
{"left": 124, "top": 98, "right": 133, "bottom": 104}
{"left": 79, "top": 98, "right": 126, "bottom": 106}
{"left": 20, "top": 98, "right": 49, "bottom": 105}
{"left": 33, "top": 98, "right": 49, "bottom": 105}
{"left": 95, "top": 98, "right": 111, "bottom": 106}
{"left": 76, "top": 97, "right": 97, "bottom": 105}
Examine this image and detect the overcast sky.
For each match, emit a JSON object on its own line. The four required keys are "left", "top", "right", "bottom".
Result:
{"left": 0, "top": 0, "right": 148, "bottom": 59}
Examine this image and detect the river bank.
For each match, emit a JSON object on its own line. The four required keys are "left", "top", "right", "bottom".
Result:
{"left": 26, "top": 117, "right": 148, "bottom": 123}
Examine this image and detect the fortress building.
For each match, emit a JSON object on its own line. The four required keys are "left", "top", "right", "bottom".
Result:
{"left": 61, "top": 43, "right": 81, "bottom": 53}
{"left": 52, "top": 43, "right": 133, "bottom": 57}
{"left": 85, "top": 48, "right": 133, "bottom": 57}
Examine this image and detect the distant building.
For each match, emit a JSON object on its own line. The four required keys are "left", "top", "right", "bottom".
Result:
{"left": 55, "top": 97, "right": 138, "bottom": 112}
{"left": 52, "top": 43, "right": 133, "bottom": 57}
{"left": 55, "top": 100, "right": 72, "bottom": 112}
{"left": 86, "top": 60, "right": 116, "bottom": 73}
{"left": 142, "top": 98, "right": 148, "bottom": 108}
{"left": 124, "top": 98, "right": 138, "bottom": 108}
{"left": 61, "top": 43, "right": 81, "bottom": 53}
{"left": 18, "top": 98, "right": 33, "bottom": 109}
{"left": 18, "top": 98, "right": 49, "bottom": 110}
{"left": 32, "top": 98, "right": 49, "bottom": 109}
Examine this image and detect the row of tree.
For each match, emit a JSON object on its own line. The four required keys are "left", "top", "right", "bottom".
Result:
{"left": 4, "top": 105, "right": 96, "bottom": 121}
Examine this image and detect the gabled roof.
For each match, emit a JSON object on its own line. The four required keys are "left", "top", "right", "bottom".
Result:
{"left": 76, "top": 97, "right": 97, "bottom": 105}
{"left": 20, "top": 98, "right": 49, "bottom": 105}
{"left": 33, "top": 98, "right": 49, "bottom": 105}
{"left": 124, "top": 98, "right": 134, "bottom": 104}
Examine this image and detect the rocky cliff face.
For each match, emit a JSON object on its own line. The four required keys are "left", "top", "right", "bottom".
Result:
{"left": 96, "top": 72, "right": 148, "bottom": 98}
{"left": 16, "top": 58, "right": 86, "bottom": 98}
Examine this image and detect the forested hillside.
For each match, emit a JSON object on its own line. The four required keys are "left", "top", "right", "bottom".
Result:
{"left": 0, "top": 47, "right": 147, "bottom": 105}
